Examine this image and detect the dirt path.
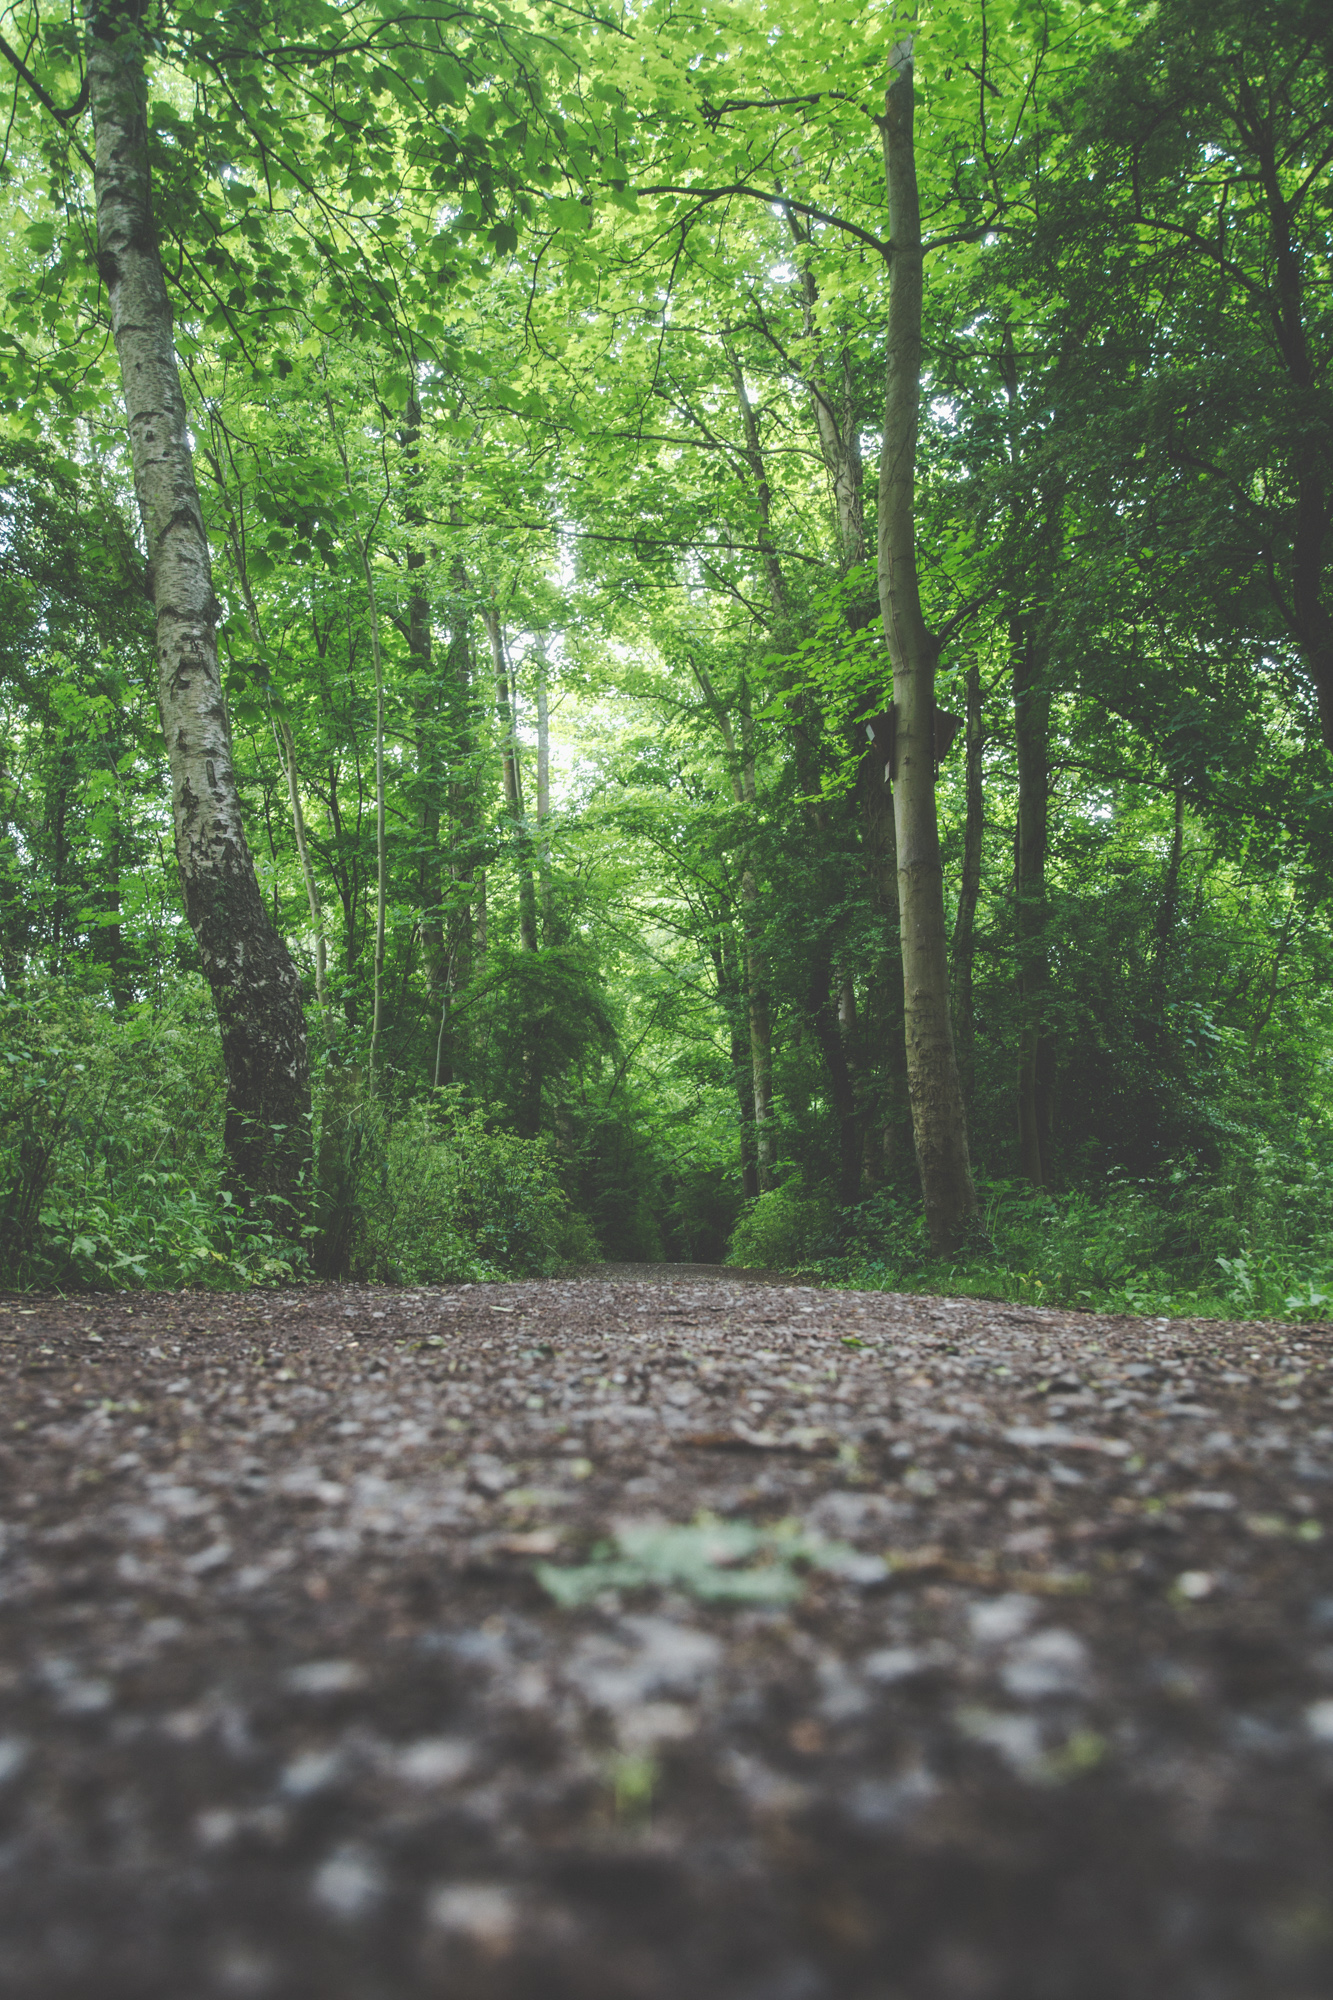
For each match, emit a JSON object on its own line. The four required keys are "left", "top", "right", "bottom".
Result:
{"left": 2, "top": 1270, "right": 1332, "bottom": 1999}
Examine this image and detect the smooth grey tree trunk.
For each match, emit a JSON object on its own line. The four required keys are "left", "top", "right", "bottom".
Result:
{"left": 88, "top": 6, "right": 309, "bottom": 1208}
{"left": 877, "top": 43, "right": 978, "bottom": 1253}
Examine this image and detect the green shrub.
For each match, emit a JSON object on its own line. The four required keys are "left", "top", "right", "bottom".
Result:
{"left": 0, "top": 992, "right": 600, "bottom": 1294}
{"left": 725, "top": 1182, "right": 838, "bottom": 1270}
{"left": 315, "top": 1080, "right": 598, "bottom": 1284}
{"left": 0, "top": 980, "right": 304, "bottom": 1290}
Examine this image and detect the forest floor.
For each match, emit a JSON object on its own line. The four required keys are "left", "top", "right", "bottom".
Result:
{"left": 2, "top": 1268, "right": 1333, "bottom": 2000}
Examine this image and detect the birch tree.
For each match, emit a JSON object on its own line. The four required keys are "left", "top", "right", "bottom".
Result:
{"left": 87, "top": 0, "right": 309, "bottom": 1205}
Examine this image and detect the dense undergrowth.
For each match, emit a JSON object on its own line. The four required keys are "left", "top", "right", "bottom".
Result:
{"left": 5, "top": 981, "right": 1331, "bottom": 1322}
{"left": 725, "top": 1165, "right": 1333, "bottom": 1323}
{"left": 0, "top": 984, "right": 593, "bottom": 1293}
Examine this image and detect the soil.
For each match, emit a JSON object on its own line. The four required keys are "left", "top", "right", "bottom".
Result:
{"left": 3, "top": 1267, "right": 1333, "bottom": 2000}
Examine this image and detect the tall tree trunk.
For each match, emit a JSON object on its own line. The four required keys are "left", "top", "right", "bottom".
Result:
{"left": 951, "top": 662, "right": 984, "bottom": 1101}
{"left": 275, "top": 714, "right": 330, "bottom": 1027}
{"left": 96, "top": 773, "right": 132, "bottom": 1010}
{"left": 402, "top": 390, "right": 447, "bottom": 1014}
{"left": 365, "top": 552, "right": 387, "bottom": 1096}
{"left": 691, "top": 658, "right": 777, "bottom": 1193}
{"left": 877, "top": 43, "right": 977, "bottom": 1253}
{"left": 728, "top": 347, "right": 855, "bottom": 1194}
{"left": 999, "top": 319, "right": 1063, "bottom": 1191}
{"left": 857, "top": 711, "right": 911, "bottom": 1184}
{"left": 1013, "top": 624, "right": 1051, "bottom": 1187}
{"left": 744, "top": 899, "right": 777, "bottom": 1193}
{"left": 47, "top": 743, "right": 69, "bottom": 971}
{"left": 88, "top": 8, "right": 309, "bottom": 1207}
{"left": 437, "top": 552, "right": 479, "bottom": 1084}
{"left": 484, "top": 606, "right": 538, "bottom": 955}
{"left": 475, "top": 868, "right": 488, "bottom": 968}
{"left": 327, "top": 396, "right": 388, "bottom": 1092}
{"left": 535, "top": 639, "right": 555, "bottom": 939}
{"left": 792, "top": 224, "right": 900, "bottom": 1199}
{"left": 1150, "top": 782, "right": 1187, "bottom": 1045}
{"left": 808, "top": 940, "right": 861, "bottom": 1205}
{"left": 326, "top": 757, "right": 361, "bottom": 1029}
{"left": 484, "top": 605, "right": 540, "bottom": 1133}
{"left": 719, "top": 928, "right": 759, "bottom": 1199}
{"left": 791, "top": 215, "right": 869, "bottom": 579}
{"left": 482, "top": 604, "right": 536, "bottom": 956}
{"left": 204, "top": 444, "right": 332, "bottom": 1033}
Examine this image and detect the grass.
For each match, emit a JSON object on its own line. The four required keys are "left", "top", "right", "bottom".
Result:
{"left": 731, "top": 1166, "right": 1333, "bottom": 1323}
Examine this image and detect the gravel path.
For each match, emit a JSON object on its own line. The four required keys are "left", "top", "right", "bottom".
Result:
{"left": 3, "top": 1271, "right": 1333, "bottom": 1999}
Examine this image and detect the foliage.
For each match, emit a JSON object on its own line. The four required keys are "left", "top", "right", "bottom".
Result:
{"left": 0, "top": 989, "right": 596, "bottom": 1292}
{"left": 726, "top": 1184, "right": 840, "bottom": 1271}
{"left": 0, "top": 983, "right": 303, "bottom": 1291}
{"left": 316, "top": 1081, "right": 597, "bottom": 1285}
{"left": 759, "top": 1160, "right": 1333, "bottom": 1323}
{"left": 0, "top": 0, "right": 1331, "bottom": 1301}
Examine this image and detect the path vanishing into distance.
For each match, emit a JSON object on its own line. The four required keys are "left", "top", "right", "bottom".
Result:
{"left": 2, "top": 1267, "right": 1333, "bottom": 2000}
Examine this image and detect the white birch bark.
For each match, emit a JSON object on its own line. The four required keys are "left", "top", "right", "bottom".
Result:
{"left": 88, "top": 7, "right": 309, "bottom": 1204}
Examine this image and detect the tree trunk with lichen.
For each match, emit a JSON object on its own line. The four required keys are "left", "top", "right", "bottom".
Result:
{"left": 88, "top": 4, "right": 309, "bottom": 1209}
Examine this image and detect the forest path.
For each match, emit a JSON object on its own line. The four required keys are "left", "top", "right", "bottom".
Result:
{"left": 2, "top": 1273, "right": 1332, "bottom": 1998}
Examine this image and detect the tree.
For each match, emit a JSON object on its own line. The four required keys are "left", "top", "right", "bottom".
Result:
{"left": 877, "top": 38, "right": 977, "bottom": 1249}
{"left": 1061, "top": 0, "right": 1333, "bottom": 748}
{"left": 87, "top": 0, "right": 309, "bottom": 1205}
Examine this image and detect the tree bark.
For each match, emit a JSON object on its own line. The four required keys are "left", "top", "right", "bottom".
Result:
{"left": 877, "top": 44, "right": 978, "bottom": 1253}
{"left": 436, "top": 549, "right": 480, "bottom": 1084}
{"left": 744, "top": 897, "right": 777, "bottom": 1193}
{"left": 535, "top": 639, "right": 556, "bottom": 939}
{"left": 793, "top": 213, "right": 904, "bottom": 1197}
{"left": 691, "top": 658, "right": 776, "bottom": 1193}
{"left": 401, "top": 390, "right": 449, "bottom": 1017}
{"left": 94, "top": 749, "right": 132, "bottom": 1009}
{"left": 1150, "top": 782, "right": 1187, "bottom": 1044}
{"left": 791, "top": 216, "right": 869, "bottom": 580}
{"left": 484, "top": 604, "right": 540, "bottom": 1133}
{"left": 808, "top": 940, "right": 861, "bottom": 1205}
{"left": 951, "top": 662, "right": 984, "bottom": 1101}
{"left": 326, "top": 393, "right": 388, "bottom": 1091}
{"left": 484, "top": 605, "right": 538, "bottom": 955}
{"left": 728, "top": 348, "right": 858, "bottom": 1193}
{"left": 717, "top": 927, "right": 759, "bottom": 1198}
{"left": 363, "top": 547, "right": 387, "bottom": 1095}
{"left": 88, "top": 6, "right": 309, "bottom": 1207}
{"left": 275, "top": 714, "right": 329, "bottom": 1026}
{"left": 204, "top": 441, "right": 332, "bottom": 1033}
{"left": 1013, "top": 619, "right": 1051, "bottom": 1187}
